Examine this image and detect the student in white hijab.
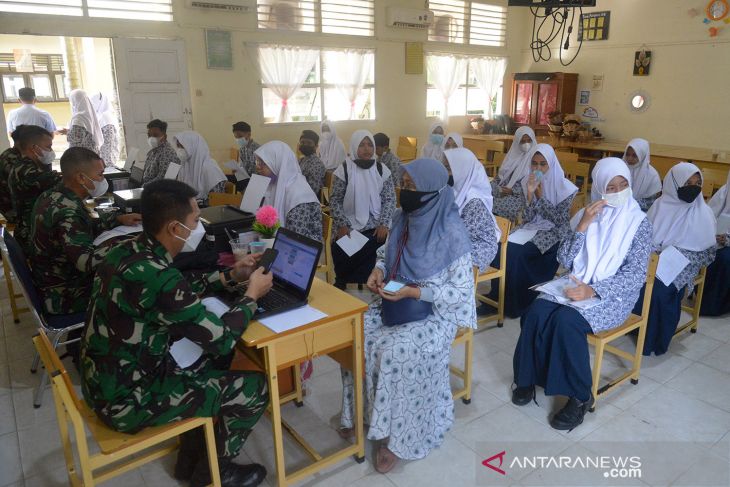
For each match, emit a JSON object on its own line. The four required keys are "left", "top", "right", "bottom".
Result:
{"left": 254, "top": 141, "right": 322, "bottom": 243}
{"left": 443, "top": 148, "right": 499, "bottom": 272}
{"left": 492, "top": 126, "right": 537, "bottom": 221}
{"left": 702, "top": 170, "right": 730, "bottom": 315}
{"left": 638, "top": 162, "right": 716, "bottom": 355}
{"left": 513, "top": 157, "right": 652, "bottom": 431}
{"left": 488, "top": 143, "right": 578, "bottom": 318}
{"left": 67, "top": 89, "right": 103, "bottom": 154}
{"left": 89, "top": 92, "right": 119, "bottom": 168}
{"left": 441, "top": 132, "right": 463, "bottom": 151}
{"left": 421, "top": 120, "right": 446, "bottom": 161}
{"left": 319, "top": 121, "right": 347, "bottom": 170}
{"left": 622, "top": 138, "right": 661, "bottom": 211}
{"left": 172, "top": 131, "right": 227, "bottom": 202}
{"left": 330, "top": 130, "right": 396, "bottom": 289}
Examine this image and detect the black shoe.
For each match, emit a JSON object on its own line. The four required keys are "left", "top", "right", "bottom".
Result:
{"left": 476, "top": 303, "right": 498, "bottom": 316}
{"left": 334, "top": 280, "right": 347, "bottom": 290}
{"left": 511, "top": 385, "right": 535, "bottom": 406}
{"left": 173, "top": 429, "right": 206, "bottom": 481}
{"left": 190, "top": 457, "right": 267, "bottom": 487}
{"left": 549, "top": 395, "right": 594, "bottom": 431}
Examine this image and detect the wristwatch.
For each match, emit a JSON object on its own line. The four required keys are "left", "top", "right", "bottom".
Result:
{"left": 240, "top": 296, "right": 258, "bottom": 315}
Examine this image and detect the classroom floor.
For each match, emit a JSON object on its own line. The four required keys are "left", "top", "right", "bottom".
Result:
{"left": 1, "top": 277, "right": 730, "bottom": 487}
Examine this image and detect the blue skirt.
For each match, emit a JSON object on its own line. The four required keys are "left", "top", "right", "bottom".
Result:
{"left": 700, "top": 246, "right": 730, "bottom": 316}
{"left": 513, "top": 299, "right": 593, "bottom": 402}
{"left": 633, "top": 281, "right": 685, "bottom": 356}
{"left": 488, "top": 241, "right": 560, "bottom": 318}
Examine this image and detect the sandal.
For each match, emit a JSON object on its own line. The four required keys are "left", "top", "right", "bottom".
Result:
{"left": 375, "top": 444, "right": 398, "bottom": 474}
{"left": 337, "top": 427, "right": 355, "bottom": 439}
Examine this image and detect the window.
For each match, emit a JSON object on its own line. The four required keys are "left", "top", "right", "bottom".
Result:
{"left": 0, "top": 53, "right": 68, "bottom": 103}
{"left": 428, "top": 0, "right": 507, "bottom": 47}
{"left": 257, "top": 0, "right": 374, "bottom": 37}
{"left": 0, "top": 0, "right": 173, "bottom": 21}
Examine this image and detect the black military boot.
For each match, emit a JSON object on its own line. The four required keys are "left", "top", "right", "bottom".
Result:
{"left": 189, "top": 456, "right": 267, "bottom": 487}
{"left": 173, "top": 429, "right": 206, "bottom": 481}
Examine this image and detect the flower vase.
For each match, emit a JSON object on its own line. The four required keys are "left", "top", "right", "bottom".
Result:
{"left": 260, "top": 237, "right": 275, "bottom": 249}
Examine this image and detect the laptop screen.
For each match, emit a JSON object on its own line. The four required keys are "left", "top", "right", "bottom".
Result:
{"left": 271, "top": 230, "right": 320, "bottom": 294}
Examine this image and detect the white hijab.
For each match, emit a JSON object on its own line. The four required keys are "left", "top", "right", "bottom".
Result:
{"left": 69, "top": 89, "right": 103, "bottom": 149}
{"left": 647, "top": 162, "right": 716, "bottom": 252}
{"left": 318, "top": 121, "right": 346, "bottom": 170}
{"left": 255, "top": 141, "right": 320, "bottom": 220}
{"left": 421, "top": 120, "right": 446, "bottom": 161}
{"left": 709, "top": 170, "right": 730, "bottom": 220}
{"left": 623, "top": 138, "right": 661, "bottom": 199}
{"left": 173, "top": 131, "right": 227, "bottom": 200}
{"left": 445, "top": 148, "right": 501, "bottom": 241}
{"left": 441, "top": 132, "right": 464, "bottom": 150}
{"left": 89, "top": 92, "right": 117, "bottom": 129}
{"left": 570, "top": 158, "right": 647, "bottom": 284}
{"left": 333, "top": 130, "right": 391, "bottom": 231}
{"left": 498, "top": 126, "right": 536, "bottom": 188}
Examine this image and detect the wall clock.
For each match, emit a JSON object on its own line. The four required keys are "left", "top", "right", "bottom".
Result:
{"left": 707, "top": 0, "right": 729, "bottom": 21}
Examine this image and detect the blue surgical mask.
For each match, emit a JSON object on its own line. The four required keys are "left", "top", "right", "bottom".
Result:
{"left": 430, "top": 134, "right": 444, "bottom": 146}
{"left": 235, "top": 137, "right": 249, "bottom": 148}
{"left": 532, "top": 170, "right": 544, "bottom": 182}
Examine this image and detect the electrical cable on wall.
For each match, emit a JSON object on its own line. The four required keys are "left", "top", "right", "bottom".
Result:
{"left": 527, "top": 3, "right": 584, "bottom": 66}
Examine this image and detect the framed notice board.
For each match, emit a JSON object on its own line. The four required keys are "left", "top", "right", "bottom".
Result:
{"left": 205, "top": 29, "right": 233, "bottom": 70}
{"left": 578, "top": 11, "right": 610, "bottom": 41}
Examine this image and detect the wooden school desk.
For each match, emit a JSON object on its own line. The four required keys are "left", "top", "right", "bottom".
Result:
{"left": 239, "top": 278, "right": 368, "bottom": 487}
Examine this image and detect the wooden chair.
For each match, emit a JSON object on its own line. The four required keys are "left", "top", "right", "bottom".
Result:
{"left": 317, "top": 212, "right": 335, "bottom": 284}
{"left": 701, "top": 167, "right": 728, "bottom": 200}
{"left": 560, "top": 156, "right": 590, "bottom": 207}
{"left": 463, "top": 139, "right": 505, "bottom": 176}
{"left": 451, "top": 268, "right": 478, "bottom": 405}
{"left": 650, "top": 156, "right": 683, "bottom": 180}
{"left": 32, "top": 330, "right": 222, "bottom": 487}
{"left": 587, "top": 253, "right": 659, "bottom": 412}
{"left": 395, "top": 187, "right": 401, "bottom": 208}
{"left": 208, "top": 192, "right": 243, "bottom": 207}
{"left": 475, "top": 216, "right": 511, "bottom": 329}
{"left": 396, "top": 136, "right": 417, "bottom": 162}
{"left": 676, "top": 266, "right": 708, "bottom": 336}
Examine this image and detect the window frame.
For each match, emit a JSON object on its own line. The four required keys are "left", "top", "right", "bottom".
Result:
{"left": 0, "top": 0, "right": 174, "bottom": 22}
{"left": 256, "top": 0, "right": 375, "bottom": 38}
{"left": 0, "top": 53, "right": 68, "bottom": 103}
{"left": 428, "top": 0, "right": 508, "bottom": 47}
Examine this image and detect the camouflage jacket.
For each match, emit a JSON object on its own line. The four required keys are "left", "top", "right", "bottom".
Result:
{"left": 30, "top": 183, "right": 119, "bottom": 315}
{"left": 0, "top": 147, "right": 22, "bottom": 222}
{"left": 80, "top": 233, "right": 252, "bottom": 418}
{"left": 8, "top": 156, "right": 61, "bottom": 253}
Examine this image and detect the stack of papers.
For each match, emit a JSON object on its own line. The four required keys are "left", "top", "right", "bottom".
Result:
{"left": 259, "top": 305, "right": 328, "bottom": 333}
{"left": 534, "top": 275, "right": 602, "bottom": 310}
{"left": 93, "top": 224, "right": 143, "bottom": 246}
{"left": 336, "top": 230, "right": 369, "bottom": 257}
{"left": 656, "top": 246, "right": 689, "bottom": 287}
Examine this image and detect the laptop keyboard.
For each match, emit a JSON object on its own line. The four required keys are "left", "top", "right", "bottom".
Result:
{"left": 256, "top": 288, "right": 294, "bottom": 311}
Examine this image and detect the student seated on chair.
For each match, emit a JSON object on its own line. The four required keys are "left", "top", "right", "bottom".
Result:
{"left": 701, "top": 170, "right": 730, "bottom": 316}
{"left": 80, "top": 179, "right": 272, "bottom": 487}
{"left": 421, "top": 120, "right": 446, "bottom": 161}
{"left": 143, "top": 119, "right": 181, "bottom": 185}
{"left": 318, "top": 120, "right": 346, "bottom": 171}
{"left": 513, "top": 158, "right": 652, "bottom": 431}
{"left": 443, "top": 147, "right": 499, "bottom": 271}
{"left": 374, "top": 132, "right": 402, "bottom": 187}
{"left": 636, "top": 163, "right": 716, "bottom": 356}
{"left": 29, "top": 147, "right": 141, "bottom": 315}
{"left": 492, "top": 126, "right": 536, "bottom": 222}
{"left": 487, "top": 143, "right": 577, "bottom": 318}
{"left": 339, "top": 158, "right": 476, "bottom": 473}
{"left": 297, "top": 130, "right": 326, "bottom": 196}
{"left": 441, "top": 132, "right": 463, "bottom": 151}
{"left": 330, "top": 130, "right": 396, "bottom": 289}
{"left": 622, "top": 138, "right": 661, "bottom": 211}
{"left": 233, "top": 121, "right": 260, "bottom": 177}
{"left": 7, "top": 125, "right": 61, "bottom": 255}
{"left": 255, "top": 140, "right": 323, "bottom": 243}
{"left": 0, "top": 125, "right": 30, "bottom": 224}
{"left": 173, "top": 130, "right": 227, "bottom": 205}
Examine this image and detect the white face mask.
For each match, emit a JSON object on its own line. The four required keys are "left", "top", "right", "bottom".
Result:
{"left": 175, "top": 147, "right": 189, "bottom": 162}
{"left": 602, "top": 186, "right": 632, "bottom": 208}
{"left": 148, "top": 137, "right": 160, "bottom": 149}
{"left": 82, "top": 174, "right": 109, "bottom": 198}
{"left": 39, "top": 148, "right": 55, "bottom": 166}
{"left": 520, "top": 142, "right": 532, "bottom": 153}
{"left": 175, "top": 221, "right": 206, "bottom": 253}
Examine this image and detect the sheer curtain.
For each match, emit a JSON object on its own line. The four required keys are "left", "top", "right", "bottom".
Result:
{"left": 472, "top": 57, "right": 507, "bottom": 118}
{"left": 325, "top": 50, "right": 373, "bottom": 120}
{"left": 258, "top": 46, "right": 319, "bottom": 122}
{"left": 427, "top": 54, "right": 467, "bottom": 120}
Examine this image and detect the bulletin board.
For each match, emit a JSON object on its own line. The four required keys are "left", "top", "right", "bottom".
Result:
{"left": 578, "top": 11, "right": 610, "bottom": 41}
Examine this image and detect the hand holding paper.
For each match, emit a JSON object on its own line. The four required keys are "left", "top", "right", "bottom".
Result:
{"left": 336, "top": 230, "right": 369, "bottom": 257}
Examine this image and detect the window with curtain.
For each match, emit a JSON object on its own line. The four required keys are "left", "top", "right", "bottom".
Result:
{"left": 0, "top": 0, "right": 173, "bottom": 21}
{"left": 428, "top": 0, "right": 507, "bottom": 47}
{"left": 260, "top": 46, "right": 375, "bottom": 124}
{"left": 257, "top": 0, "right": 374, "bottom": 37}
{"left": 426, "top": 54, "right": 506, "bottom": 119}
{"left": 0, "top": 53, "right": 67, "bottom": 103}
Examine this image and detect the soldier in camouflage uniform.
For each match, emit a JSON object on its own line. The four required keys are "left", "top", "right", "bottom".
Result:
{"left": 7, "top": 125, "right": 61, "bottom": 255}
{"left": 81, "top": 179, "right": 273, "bottom": 487}
{"left": 30, "top": 147, "right": 142, "bottom": 315}
{"left": 0, "top": 125, "right": 31, "bottom": 223}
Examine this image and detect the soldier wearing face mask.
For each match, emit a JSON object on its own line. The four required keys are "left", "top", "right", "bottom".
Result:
{"left": 298, "top": 130, "right": 326, "bottom": 196}
{"left": 142, "top": 119, "right": 181, "bottom": 185}
{"left": 7, "top": 125, "right": 61, "bottom": 254}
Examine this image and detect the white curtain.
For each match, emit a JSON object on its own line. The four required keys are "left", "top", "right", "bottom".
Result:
{"left": 258, "top": 46, "right": 320, "bottom": 122}
{"left": 472, "top": 57, "right": 507, "bottom": 119}
{"left": 326, "top": 50, "right": 373, "bottom": 120}
{"left": 426, "top": 54, "right": 467, "bottom": 120}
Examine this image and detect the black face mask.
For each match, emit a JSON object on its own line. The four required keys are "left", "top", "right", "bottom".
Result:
{"left": 400, "top": 189, "right": 439, "bottom": 213}
{"left": 447, "top": 174, "right": 454, "bottom": 187}
{"left": 299, "top": 145, "right": 316, "bottom": 157}
{"left": 354, "top": 158, "right": 375, "bottom": 169}
{"left": 677, "top": 185, "right": 701, "bottom": 203}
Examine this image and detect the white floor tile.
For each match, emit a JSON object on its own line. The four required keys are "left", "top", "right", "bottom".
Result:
{"left": 639, "top": 352, "right": 694, "bottom": 384}
{"left": 666, "top": 362, "right": 730, "bottom": 413}
{"left": 0, "top": 432, "right": 23, "bottom": 487}
{"left": 669, "top": 332, "right": 723, "bottom": 361}
{"left": 700, "top": 342, "right": 730, "bottom": 375}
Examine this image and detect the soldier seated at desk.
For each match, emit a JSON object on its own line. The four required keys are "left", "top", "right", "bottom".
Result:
{"left": 80, "top": 179, "right": 273, "bottom": 487}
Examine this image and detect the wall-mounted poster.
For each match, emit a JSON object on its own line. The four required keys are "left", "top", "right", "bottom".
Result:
{"left": 578, "top": 11, "right": 610, "bottom": 41}
{"left": 578, "top": 90, "right": 591, "bottom": 105}
{"left": 634, "top": 50, "right": 652, "bottom": 76}
{"left": 205, "top": 30, "right": 233, "bottom": 70}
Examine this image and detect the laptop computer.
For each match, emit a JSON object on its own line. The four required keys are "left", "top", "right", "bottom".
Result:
{"left": 253, "top": 227, "right": 323, "bottom": 318}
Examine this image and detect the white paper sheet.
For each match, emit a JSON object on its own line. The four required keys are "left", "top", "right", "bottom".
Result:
{"left": 336, "top": 230, "right": 369, "bottom": 257}
{"left": 164, "top": 162, "right": 181, "bottom": 180}
{"left": 201, "top": 297, "right": 230, "bottom": 318}
{"left": 508, "top": 228, "right": 538, "bottom": 245}
{"left": 534, "top": 275, "right": 602, "bottom": 310}
{"left": 123, "top": 147, "right": 139, "bottom": 171}
{"left": 656, "top": 245, "right": 690, "bottom": 287}
{"left": 717, "top": 214, "right": 730, "bottom": 235}
{"left": 93, "top": 224, "right": 143, "bottom": 246}
{"left": 240, "top": 174, "right": 271, "bottom": 213}
{"left": 224, "top": 160, "right": 250, "bottom": 182}
{"left": 258, "top": 305, "right": 328, "bottom": 333}
{"left": 169, "top": 338, "right": 203, "bottom": 369}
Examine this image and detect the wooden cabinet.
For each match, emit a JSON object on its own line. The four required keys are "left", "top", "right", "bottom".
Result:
{"left": 508, "top": 72, "right": 578, "bottom": 130}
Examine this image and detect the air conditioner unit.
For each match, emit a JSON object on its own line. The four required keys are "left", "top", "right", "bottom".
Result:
{"left": 387, "top": 7, "right": 434, "bottom": 30}
{"left": 186, "top": 0, "right": 252, "bottom": 13}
